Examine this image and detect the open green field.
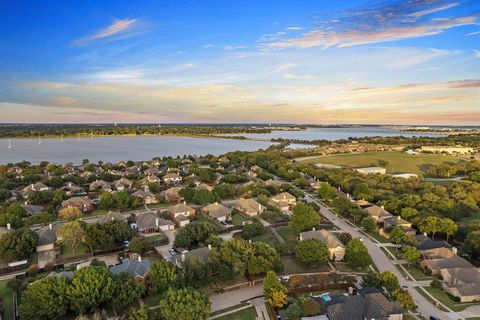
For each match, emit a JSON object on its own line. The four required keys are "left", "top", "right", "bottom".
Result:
{"left": 299, "top": 151, "right": 463, "bottom": 175}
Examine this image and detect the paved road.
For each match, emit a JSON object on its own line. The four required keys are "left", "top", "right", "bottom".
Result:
{"left": 210, "top": 285, "right": 263, "bottom": 312}
{"left": 300, "top": 192, "right": 456, "bottom": 320}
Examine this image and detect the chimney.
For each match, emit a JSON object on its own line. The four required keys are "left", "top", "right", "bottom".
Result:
{"left": 453, "top": 247, "right": 458, "bottom": 255}
{"left": 31, "top": 183, "right": 34, "bottom": 189}
{"left": 183, "top": 201, "right": 186, "bottom": 205}
{"left": 156, "top": 218, "right": 159, "bottom": 227}
{"left": 111, "top": 216, "right": 114, "bottom": 221}
{"left": 49, "top": 223, "right": 52, "bottom": 230}
{"left": 381, "top": 205, "right": 384, "bottom": 209}
{"left": 6, "top": 223, "right": 11, "bottom": 230}
{"left": 181, "top": 254, "right": 185, "bottom": 262}
{"left": 248, "top": 239, "right": 252, "bottom": 244}
{"left": 397, "top": 216, "right": 400, "bottom": 221}
{"left": 24, "top": 201, "right": 27, "bottom": 205}
{"left": 208, "top": 244, "right": 212, "bottom": 250}
{"left": 215, "top": 202, "right": 218, "bottom": 206}
{"left": 283, "top": 194, "right": 286, "bottom": 199}
{"left": 423, "top": 232, "right": 428, "bottom": 236}
{"left": 138, "top": 255, "right": 142, "bottom": 262}
{"left": 312, "top": 227, "right": 316, "bottom": 231}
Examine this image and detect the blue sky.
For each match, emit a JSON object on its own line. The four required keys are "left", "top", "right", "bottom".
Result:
{"left": 0, "top": 0, "right": 479, "bottom": 124}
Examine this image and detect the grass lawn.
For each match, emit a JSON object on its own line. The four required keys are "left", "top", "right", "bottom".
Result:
{"left": 384, "top": 246, "right": 402, "bottom": 259}
{"left": 60, "top": 243, "right": 89, "bottom": 258}
{"left": 0, "top": 281, "right": 14, "bottom": 320}
{"left": 365, "top": 231, "right": 390, "bottom": 244}
{"left": 423, "top": 286, "right": 480, "bottom": 312}
{"left": 215, "top": 306, "right": 257, "bottom": 320}
{"left": 275, "top": 226, "right": 298, "bottom": 251}
{"left": 299, "top": 151, "right": 462, "bottom": 175}
{"left": 196, "top": 214, "right": 223, "bottom": 232}
{"left": 252, "top": 229, "right": 280, "bottom": 248}
{"left": 334, "top": 261, "right": 370, "bottom": 273}
{"left": 231, "top": 213, "right": 249, "bottom": 226}
{"left": 401, "top": 264, "right": 435, "bottom": 281}
{"left": 280, "top": 256, "right": 330, "bottom": 275}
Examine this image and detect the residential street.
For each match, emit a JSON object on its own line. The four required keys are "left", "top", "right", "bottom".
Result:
{"left": 301, "top": 192, "right": 456, "bottom": 320}
{"left": 210, "top": 285, "right": 264, "bottom": 312}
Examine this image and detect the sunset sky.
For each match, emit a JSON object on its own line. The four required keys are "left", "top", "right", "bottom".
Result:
{"left": 0, "top": 0, "right": 479, "bottom": 124}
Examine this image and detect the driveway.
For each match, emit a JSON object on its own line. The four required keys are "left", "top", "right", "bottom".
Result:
{"left": 154, "top": 229, "right": 175, "bottom": 257}
{"left": 210, "top": 285, "right": 263, "bottom": 312}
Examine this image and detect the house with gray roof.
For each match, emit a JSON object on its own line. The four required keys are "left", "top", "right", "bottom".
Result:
{"left": 110, "top": 258, "right": 151, "bottom": 281}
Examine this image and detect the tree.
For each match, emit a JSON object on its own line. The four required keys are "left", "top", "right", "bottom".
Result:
{"left": 379, "top": 271, "right": 399, "bottom": 292}
{"left": 286, "top": 303, "right": 305, "bottom": 320}
{"left": 58, "top": 220, "right": 85, "bottom": 254}
{"left": 361, "top": 272, "right": 382, "bottom": 289}
{"left": 181, "top": 257, "right": 211, "bottom": 288}
{"left": 345, "top": 239, "right": 371, "bottom": 269}
{"left": 58, "top": 206, "right": 81, "bottom": 221}
{"left": 418, "top": 216, "right": 442, "bottom": 240}
{"left": 392, "top": 288, "right": 417, "bottom": 310}
{"left": 465, "top": 230, "right": 480, "bottom": 258}
{"left": 148, "top": 260, "right": 179, "bottom": 295}
{"left": 389, "top": 226, "right": 407, "bottom": 244}
{"left": 128, "top": 306, "right": 150, "bottom": 320}
{"left": 401, "top": 246, "right": 420, "bottom": 267}
{"left": 361, "top": 217, "right": 377, "bottom": 232}
{"left": 192, "top": 189, "right": 216, "bottom": 205}
{"left": 289, "top": 203, "right": 320, "bottom": 234}
{"left": 0, "top": 228, "right": 38, "bottom": 262}
{"left": 0, "top": 203, "right": 28, "bottom": 229}
{"left": 400, "top": 207, "right": 418, "bottom": 221}
{"left": 263, "top": 271, "right": 287, "bottom": 308}
{"left": 295, "top": 239, "right": 329, "bottom": 265}
{"left": 113, "top": 272, "right": 146, "bottom": 309}
{"left": 441, "top": 218, "right": 458, "bottom": 241}
{"left": 18, "top": 276, "right": 69, "bottom": 320}
{"left": 99, "top": 192, "right": 115, "bottom": 210}
{"left": 113, "top": 191, "right": 133, "bottom": 209}
{"left": 241, "top": 220, "right": 265, "bottom": 240}
{"left": 174, "top": 222, "right": 215, "bottom": 249}
{"left": 353, "top": 183, "right": 374, "bottom": 201}
{"left": 247, "top": 242, "right": 280, "bottom": 275}
{"left": 67, "top": 266, "right": 116, "bottom": 314}
{"left": 129, "top": 236, "right": 148, "bottom": 254}
{"left": 159, "top": 288, "right": 210, "bottom": 320}
{"left": 318, "top": 182, "right": 337, "bottom": 201}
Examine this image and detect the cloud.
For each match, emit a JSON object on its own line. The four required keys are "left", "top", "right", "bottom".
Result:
{"left": 286, "top": 26, "right": 303, "bottom": 30}
{"left": 283, "top": 72, "right": 317, "bottom": 80}
{"left": 51, "top": 96, "right": 78, "bottom": 106}
{"left": 73, "top": 18, "right": 139, "bottom": 46}
{"left": 263, "top": 0, "right": 477, "bottom": 49}
{"left": 474, "top": 50, "right": 480, "bottom": 58}
{"left": 467, "top": 31, "right": 480, "bottom": 36}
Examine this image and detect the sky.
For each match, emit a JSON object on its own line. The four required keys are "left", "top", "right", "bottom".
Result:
{"left": 0, "top": 0, "right": 479, "bottom": 125}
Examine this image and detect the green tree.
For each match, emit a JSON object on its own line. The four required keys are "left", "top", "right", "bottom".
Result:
{"left": 389, "top": 226, "right": 407, "bottom": 244}
{"left": 345, "top": 238, "right": 371, "bottom": 269}
{"left": 241, "top": 220, "right": 265, "bottom": 240}
{"left": 379, "top": 271, "right": 400, "bottom": 292}
{"left": 113, "top": 191, "right": 133, "bottom": 209}
{"left": 99, "top": 192, "right": 115, "bottom": 210}
{"left": 392, "top": 288, "right": 417, "bottom": 310}
{"left": 441, "top": 218, "right": 458, "bottom": 241}
{"left": 318, "top": 182, "right": 337, "bottom": 201}
{"left": 58, "top": 220, "right": 85, "bottom": 254}
{"left": 128, "top": 306, "right": 150, "bottom": 320}
{"left": 418, "top": 216, "right": 443, "bottom": 240}
{"left": 401, "top": 246, "right": 420, "bottom": 267}
{"left": 181, "top": 257, "right": 211, "bottom": 288}
{"left": 159, "top": 288, "right": 210, "bottom": 320}
{"left": 400, "top": 207, "right": 418, "bottom": 221}
{"left": 295, "top": 239, "right": 329, "bottom": 265}
{"left": 148, "top": 260, "right": 179, "bottom": 295}
{"left": 58, "top": 206, "right": 81, "bottom": 221}
{"left": 247, "top": 242, "right": 280, "bottom": 275}
{"left": 192, "top": 189, "right": 217, "bottom": 205}
{"left": 0, "top": 228, "right": 38, "bottom": 262}
{"left": 113, "top": 272, "right": 146, "bottom": 309}
{"left": 174, "top": 222, "right": 215, "bottom": 249}
{"left": 285, "top": 303, "right": 305, "bottom": 320}
{"left": 18, "top": 276, "right": 69, "bottom": 320}
{"left": 67, "top": 266, "right": 116, "bottom": 314}
{"left": 288, "top": 203, "right": 320, "bottom": 234}
{"left": 0, "top": 203, "right": 28, "bottom": 228}
{"left": 361, "top": 217, "right": 377, "bottom": 232}
{"left": 129, "top": 236, "right": 148, "bottom": 254}
{"left": 353, "top": 183, "right": 374, "bottom": 201}
{"left": 263, "top": 271, "right": 287, "bottom": 308}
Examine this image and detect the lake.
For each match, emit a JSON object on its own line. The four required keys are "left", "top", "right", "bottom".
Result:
{"left": 228, "top": 127, "right": 444, "bottom": 141}
{"left": 0, "top": 136, "right": 273, "bottom": 164}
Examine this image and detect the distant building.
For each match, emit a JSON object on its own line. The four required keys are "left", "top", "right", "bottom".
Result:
{"left": 61, "top": 196, "right": 94, "bottom": 213}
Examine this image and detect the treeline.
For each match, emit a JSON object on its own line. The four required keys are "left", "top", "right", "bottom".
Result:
{"left": 0, "top": 124, "right": 275, "bottom": 138}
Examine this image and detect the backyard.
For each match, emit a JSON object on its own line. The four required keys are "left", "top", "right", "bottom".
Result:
{"left": 214, "top": 305, "right": 257, "bottom": 320}
{"left": 231, "top": 213, "right": 249, "bottom": 226}
{"left": 251, "top": 229, "right": 280, "bottom": 248}
{"left": 275, "top": 226, "right": 298, "bottom": 251}
{"left": 299, "top": 151, "right": 463, "bottom": 175}
{"left": 0, "top": 281, "right": 14, "bottom": 320}
{"left": 280, "top": 256, "right": 330, "bottom": 275}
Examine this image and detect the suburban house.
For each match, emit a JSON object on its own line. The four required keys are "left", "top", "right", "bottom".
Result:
{"left": 89, "top": 180, "right": 112, "bottom": 192}
{"left": 420, "top": 255, "right": 473, "bottom": 276}
{"left": 195, "top": 183, "right": 214, "bottom": 192}
{"left": 163, "top": 172, "right": 182, "bottom": 185}
{"left": 202, "top": 202, "right": 232, "bottom": 222}
{"left": 299, "top": 229, "right": 345, "bottom": 261}
{"left": 414, "top": 234, "right": 453, "bottom": 259}
{"left": 144, "top": 167, "right": 160, "bottom": 176}
{"left": 21, "top": 204, "right": 44, "bottom": 215}
{"left": 168, "top": 202, "right": 195, "bottom": 226}
{"left": 381, "top": 216, "right": 416, "bottom": 238}
{"left": 143, "top": 174, "right": 161, "bottom": 184}
{"left": 63, "top": 182, "right": 86, "bottom": 197}
{"left": 61, "top": 196, "right": 94, "bottom": 213}
{"left": 110, "top": 257, "right": 151, "bottom": 282}
{"left": 171, "top": 246, "right": 210, "bottom": 268}
{"left": 354, "top": 199, "right": 373, "bottom": 209}
{"left": 35, "top": 224, "right": 60, "bottom": 268}
{"left": 163, "top": 186, "right": 183, "bottom": 202}
{"left": 234, "top": 198, "right": 266, "bottom": 217}
{"left": 269, "top": 192, "right": 296, "bottom": 211}
{"left": 316, "top": 291, "right": 403, "bottom": 320}
{"left": 264, "top": 179, "right": 281, "bottom": 188}
{"left": 114, "top": 178, "right": 133, "bottom": 191}
{"left": 95, "top": 211, "right": 127, "bottom": 224}
{"left": 20, "top": 182, "right": 51, "bottom": 199}
{"left": 134, "top": 211, "right": 174, "bottom": 234}
{"left": 440, "top": 267, "right": 480, "bottom": 302}
{"left": 354, "top": 167, "right": 387, "bottom": 175}
{"left": 362, "top": 205, "right": 393, "bottom": 223}
{"left": 132, "top": 189, "right": 158, "bottom": 205}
